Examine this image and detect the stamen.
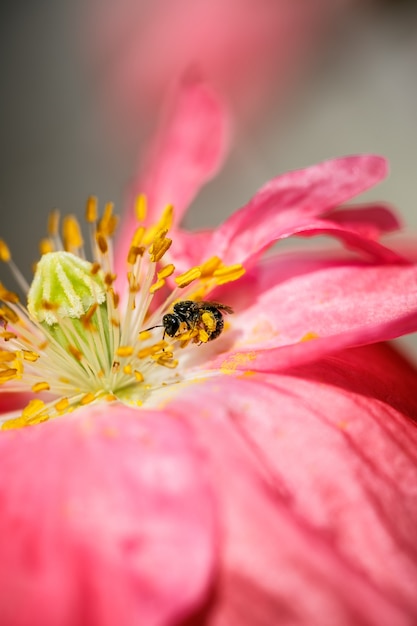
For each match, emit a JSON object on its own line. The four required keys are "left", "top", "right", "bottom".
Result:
{"left": 175, "top": 267, "right": 202, "bottom": 288}
{"left": 0, "top": 196, "right": 241, "bottom": 429}
{"left": 63, "top": 216, "right": 84, "bottom": 254}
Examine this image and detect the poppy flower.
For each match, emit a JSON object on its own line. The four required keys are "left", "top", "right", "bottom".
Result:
{"left": 0, "top": 83, "right": 417, "bottom": 626}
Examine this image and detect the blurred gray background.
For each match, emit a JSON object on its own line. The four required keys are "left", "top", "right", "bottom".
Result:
{"left": 1, "top": 0, "right": 416, "bottom": 355}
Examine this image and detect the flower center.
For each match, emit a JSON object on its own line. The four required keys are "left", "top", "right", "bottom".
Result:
{"left": 0, "top": 196, "right": 244, "bottom": 429}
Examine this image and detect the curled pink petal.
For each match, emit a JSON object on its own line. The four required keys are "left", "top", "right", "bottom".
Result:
{"left": 208, "top": 155, "right": 388, "bottom": 266}
{"left": 329, "top": 203, "right": 402, "bottom": 238}
{"left": 0, "top": 405, "right": 217, "bottom": 626}
{"left": 291, "top": 218, "right": 408, "bottom": 264}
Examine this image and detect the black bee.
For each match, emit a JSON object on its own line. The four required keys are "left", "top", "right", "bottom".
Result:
{"left": 146, "top": 300, "right": 233, "bottom": 342}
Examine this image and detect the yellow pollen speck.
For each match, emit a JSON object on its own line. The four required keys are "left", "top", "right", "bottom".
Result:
{"left": 32, "top": 381, "right": 51, "bottom": 393}
{"left": 123, "top": 364, "right": 132, "bottom": 375}
{"left": 0, "top": 240, "right": 11, "bottom": 263}
{"left": 198, "top": 329, "right": 210, "bottom": 343}
{"left": 175, "top": 266, "right": 202, "bottom": 288}
{"left": 300, "top": 331, "right": 320, "bottom": 342}
{"left": 201, "top": 311, "right": 216, "bottom": 331}
{"left": 220, "top": 351, "right": 257, "bottom": 374}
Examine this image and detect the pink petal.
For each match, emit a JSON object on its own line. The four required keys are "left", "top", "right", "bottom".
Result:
{"left": 0, "top": 392, "right": 34, "bottom": 415}
{"left": 329, "top": 203, "right": 402, "bottom": 238}
{"left": 291, "top": 218, "right": 408, "bottom": 264}
{"left": 208, "top": 155, "right": 388, "bottom": 266}
{"left": 165, "top": 358, "right": 417, "bottom": 624}
{"left": 208, "top": 253, "right": 417, "bottom": 372}
{"left": 0, "top": 404, "right": 217, "bottom": 626}
{"left": 116, "top": 81, "right": 230, "bottom": 278}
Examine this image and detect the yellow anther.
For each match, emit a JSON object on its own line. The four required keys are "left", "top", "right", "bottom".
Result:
{"left": 135, "top": 194, "right": 147, "bottom": 222}
{"left": 80, "top": 392, "right": 95, "bottom": 405}
{"left": 91, "top": 262, "right": 101, "bottom": 275}
{"left": 96, "top": 233, "right": 108, "bottom": 254}
{"left": 0, "top": 331, "right": 17, "bottom": 341}
{"left": 132, "top": 226, "right": 145, "bottom": 247}
{"left": 149, "top": 278, "right": 165, "bottom": 294}
{"left": 134, "top": 370, "right": 144, "bottom": 382}
{"left": 116, "top": 345, "right": 134, "bottom": 357}
{"left": 68, "top": 345, "right": 83, "bottom": 361}
{"left": 0, "top": 283, "right": 19, "bottom": 304}
{"left": 48, "top": 210, "right": 60, "bottom": 237}
{"left": 55, "top": 397, "right": 69, "bottom": 412}
{"left": 98, "top": 202, "right": 118, "bottom": 237}
{"left": 127, "top": 245, "right": 144, "bottom": 265}
{"left": 158, "top": 204, "right": 174, "bottom": 231}
{"left": 0, "top": 350, "right": 15, "bottom": 362}
{"left": 85, "top": 196, "right": 98, "bottom": 223}
{"left": 0, "top": 305, "right": 19, "bottom": 324}
{"left": 153, "top": 354, "right": 179, "bottom": 369}
{"left": 105, "top": 394, "right": 117, "bottom": 402}
{"left": 63, "top": 215, "right": 83, "bottom": 251}
{"left": 81, "top": 303, "right": 99, "bottom": 330}
{"left": 32, "top": 381, "right": 50, "bottom": 393}
{"left": 2, "top": 417, "right": 26, "bottom": 430}
{"left": 0, "top": 240, "right": 11, "bottom": 263}
{"left": 22, "top": 350, "right": 40, "bottom": 362}
{"left": 149, "top": 231, "right": 172, "bottom": 263}
{"left": 22, "top": 399, "right": 46, "bottom": 419}
{"left": 138, "top": 330, "right": 151, "bottom": 341}
{"left": 213, "top": 263, "right": 245, "bottom": 285}
{"left": 39, "top": 238, "right": 54, "bottom": 255}
{"left": 200, "top": 256, "right": 222, "bottom": 276}
{"left": 123, "top": 364, "right": 132, "bottom": 375}
{"left": 0, "top": 368, "right": 18, "bottom": 382}
{"left": 174, "top": 266, "right": 202, "bottom": 288}
{"left": 158, "top": 264, "right": 175, "bottom": 280}
{"left": 104, "top": 273, "right": 116, "bottom": 287}
{"left": 138, "top": 343, "right": 165, "bottom": 359}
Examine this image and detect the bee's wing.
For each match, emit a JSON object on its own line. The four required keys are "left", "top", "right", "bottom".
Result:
{"left": 202, "top": 302, "right": 234, "bottom": 314}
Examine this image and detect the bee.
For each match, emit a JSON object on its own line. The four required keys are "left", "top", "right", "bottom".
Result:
{"left": 146, "top": 300, "right": 234, "bottom": 342}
